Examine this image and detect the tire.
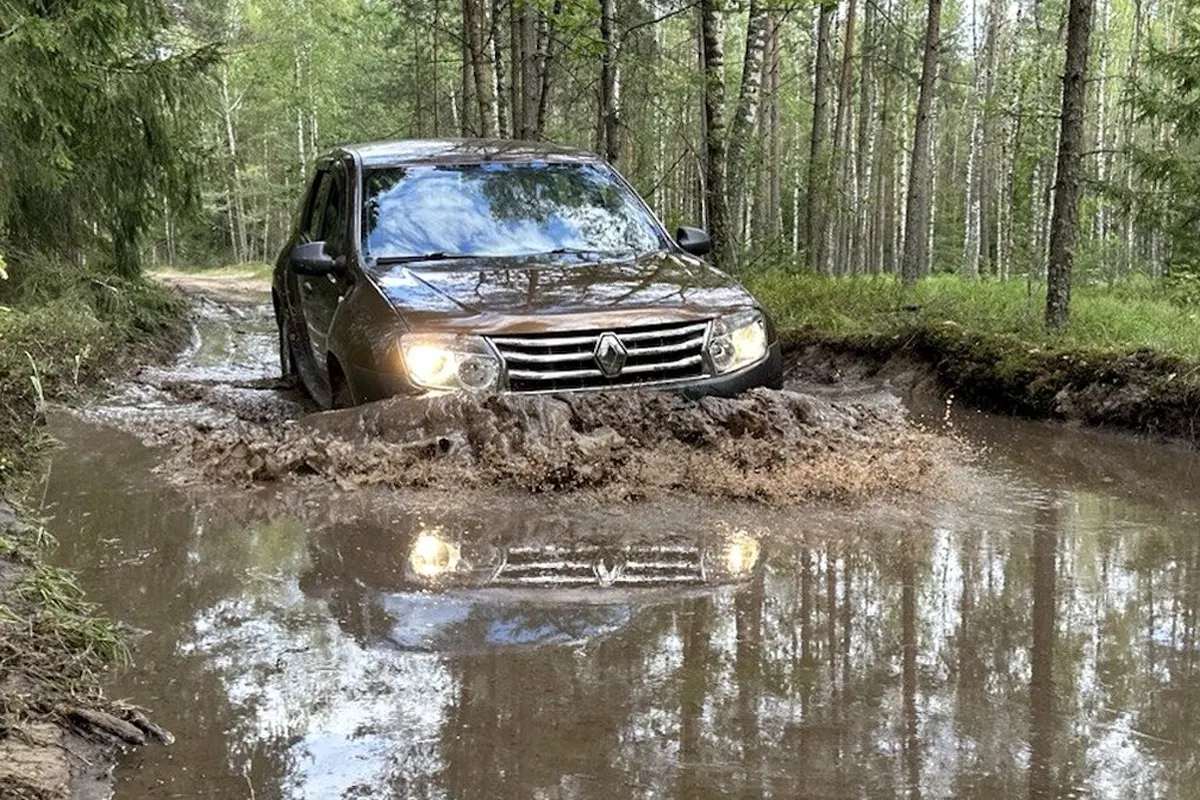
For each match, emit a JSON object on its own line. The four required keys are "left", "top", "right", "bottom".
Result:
{"left": 278, "top": 315, "right": 298, "bottom": 381}
{"left": 329, "top": 359, "right": 355, "bottom": 409}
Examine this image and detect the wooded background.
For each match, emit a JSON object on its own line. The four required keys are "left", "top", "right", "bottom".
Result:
{"left": 3, "top": 0, "right": 1199, "bottom": 323}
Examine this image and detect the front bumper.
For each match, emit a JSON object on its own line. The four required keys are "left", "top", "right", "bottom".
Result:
{"left": 346, "top": 341, "right": 783, "bottom": 403}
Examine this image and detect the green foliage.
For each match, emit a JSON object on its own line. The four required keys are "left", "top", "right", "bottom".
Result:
{"left": 0, "top": 0, "right": 218, "bottom": 279}
{"left": 1132, "top": 0, "right": 1200, "bottom": 269}
{"left": 16, "top": 560, "right": 128, "bottom": 665}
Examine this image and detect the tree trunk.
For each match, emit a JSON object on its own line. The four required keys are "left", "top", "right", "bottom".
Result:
{"left": 767, "top": 20, "right": 782, "bottom": 241}
{"left": 464, "top": 0, "right": 496, "bottom": 136}
{"left": 725, "top": 0, "right": 772, "bottom": 264}
{"left": 700, "top": 0, "right": 731, "bottom": 269}
{"left": 491, "top": 0, "right": 509, "bottom": 137}
{"left": 853, "top": 0, "right": 876, "bottom": 275}
{"left": 832, "top": 0, "right": 859, "bottom": 275}
{"left": 599, "top": 0, "right": 620, "bottom": 162}
{"left": 1121, "top": 0, "right": 1144, "bottom": 277}
{"left": 1045, "top": 0, "right": 1096, "bottom": 329}
{"left": 807, "top": 3, "right": 834, "bottom": 274}
{"left": 900, "top": 0, "right": 942, "bottom": 285}
{"left": 428, "top": 0, "right": 440, "bottom": 134}
{"left": 535, "top": 0, "right": 562, "bottom": 138}
{"left": 509, "top": 0, "right": 524, "bottom": 136}
{"left": 521, "top": 1, "right": 539, "bottom": 137}
{"left": 220, "top": 66, "right": 247, "bottom": 264}
{"left": 460, "top": 5, "right": 475, "bottom": 136}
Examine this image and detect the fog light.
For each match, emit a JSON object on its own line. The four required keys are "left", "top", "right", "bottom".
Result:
{"left": 409, "top": 533, "right": 462, "bottom": 578}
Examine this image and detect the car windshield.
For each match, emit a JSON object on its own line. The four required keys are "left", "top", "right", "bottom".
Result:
{"left": 361, "top": 161, "right": 666, "bottom": 263}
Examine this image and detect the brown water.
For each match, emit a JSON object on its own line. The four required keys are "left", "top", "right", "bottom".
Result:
{"left": 38, "top": 297, "right": 1200, "bottom": 799}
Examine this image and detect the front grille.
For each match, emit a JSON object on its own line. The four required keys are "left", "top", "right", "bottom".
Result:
{"left": 491, "top": 544, "right": 706, "bottom": 587}
{"left": 487, "top": 320, "right": 711, "bottom": 392}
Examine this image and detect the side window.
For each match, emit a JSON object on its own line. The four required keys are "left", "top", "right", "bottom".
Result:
{"left": 320, "top": 164, "right": 348, "bottom": 256}
{"left": 304, "top": 170, "right": 332, "bottom": 241}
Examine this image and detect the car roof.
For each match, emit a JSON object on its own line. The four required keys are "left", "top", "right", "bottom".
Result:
{"left": 331, "top": 138, "right": 604, "bottom": 168}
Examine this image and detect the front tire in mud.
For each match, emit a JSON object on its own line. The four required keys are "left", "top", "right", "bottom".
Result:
{"left": 328, "top": 359, "right": 355, "bottom": 409}
{"left": 277, "top": 315, "right": 298, "bottom": 382}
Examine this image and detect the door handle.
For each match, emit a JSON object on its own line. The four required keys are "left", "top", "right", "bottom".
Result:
{"left": 302, "top": 280, "right": 314, "bottom": 296}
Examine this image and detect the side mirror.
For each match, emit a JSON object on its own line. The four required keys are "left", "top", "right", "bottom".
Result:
{"left": 291, "top": 241, "right": 338, "bottom": 275}
{"left": 675, "top": 226, "right": 711, "bottom": 256}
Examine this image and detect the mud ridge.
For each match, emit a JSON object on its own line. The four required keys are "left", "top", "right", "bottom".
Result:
{"left": 782, "top": 329, "right": 1200, "bottom": 447}
{"left": 166, "top": 386, "right": 951, "bottom": 504}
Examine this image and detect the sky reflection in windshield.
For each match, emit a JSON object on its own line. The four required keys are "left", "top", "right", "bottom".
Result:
{"left": 362, "top": 162, "right": 665, "bottom": 262}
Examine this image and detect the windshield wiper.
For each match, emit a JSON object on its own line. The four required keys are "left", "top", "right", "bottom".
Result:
{"left": 371, "top": 252, "right": 489, "bottom": 265}
{"left": 542, "top": 247, "right": 639, "bottom": 258}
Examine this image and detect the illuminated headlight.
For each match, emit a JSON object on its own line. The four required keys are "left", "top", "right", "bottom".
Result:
{"left": 408, "top": 533, "right": 462, "bottom": 578}
{"left": 399, "top": 333, "right": 501, "bottom": 392}
{"left": 720, "top": 533, "right": 761, "bottom": 577}
{"left": 706, "top": 310, "right": 768, "bottom": 374}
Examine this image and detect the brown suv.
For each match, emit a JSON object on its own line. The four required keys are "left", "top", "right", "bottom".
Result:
{"left": 273, "top": 139, "right": 783, "bottom": 408}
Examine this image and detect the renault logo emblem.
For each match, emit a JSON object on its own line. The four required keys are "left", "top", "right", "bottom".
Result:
{"left": 594, "top": 332, "right": 627, "bottom": 377}
{"left": 594, "top": 554, "right": 625, "bottom": 586}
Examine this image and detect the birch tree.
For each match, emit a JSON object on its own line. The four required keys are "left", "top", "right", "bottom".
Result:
{"left": 901, "top": 0, "right": 943, "bottom": 285}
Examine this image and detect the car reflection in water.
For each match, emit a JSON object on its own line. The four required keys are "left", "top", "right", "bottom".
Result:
{"left": 298, "top": 509, "right": 764, "bottom": 653}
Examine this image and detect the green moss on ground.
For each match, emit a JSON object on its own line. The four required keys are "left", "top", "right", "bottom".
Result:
{"left": 749, "top": 271, "right": 1200, "bottom": 442}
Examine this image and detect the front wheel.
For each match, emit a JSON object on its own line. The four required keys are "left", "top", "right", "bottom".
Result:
{"left": 278, "top": 315, "right": 298, "bottom": 381}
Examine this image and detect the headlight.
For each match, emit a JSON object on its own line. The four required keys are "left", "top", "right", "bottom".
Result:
{"left": 406, "top": 530, "right": 502, "bottom": 583}
{"left": 706, "top": 309, "right": 768, "bottom": 374}
{"left": 409, "top": 533, "right": 462, "bottom": 578}
{"left": 398, "top": 333, "right": 501, "bottom": 392}
{"left": 721, "top": 533, "right": 761, "bottom": 576}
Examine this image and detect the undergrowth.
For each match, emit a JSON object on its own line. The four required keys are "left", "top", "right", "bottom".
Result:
{"left": 0, "top": 508, "right": 127, "bottom": 738}
{"left": 0, "top": 253, "right": 185, "bottom": 489}
{"left": 0, "top": 250, "right": 180, "bottom": 749}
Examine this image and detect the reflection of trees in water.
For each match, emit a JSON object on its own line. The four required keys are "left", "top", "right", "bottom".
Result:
{"left": 420, "top": 491, "right": 1200, "bottom": 798}
{"left": 162, "top": 481, "right": 1200, "bottom": 798}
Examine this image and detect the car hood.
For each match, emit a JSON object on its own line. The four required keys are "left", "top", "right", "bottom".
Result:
{"left": 367, "top": 252, "right": 757, "bottom": 332}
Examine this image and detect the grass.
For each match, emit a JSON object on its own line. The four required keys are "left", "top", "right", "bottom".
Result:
{"left": 746, "top": 269, "right": 1200, "bottom": 435}
{"left": 150, "top": 261, "right": 274, "bottom": 282}
{"left": 1, "top": 509, "right": 128, "bottom": 739}
{"left": 0, "top": 268, "right": 185, "bottom": 488}
{"left": 748, "top": 271, "right": 1200, "bottom": 358}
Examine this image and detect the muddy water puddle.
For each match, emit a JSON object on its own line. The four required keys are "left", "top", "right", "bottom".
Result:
{"left": 37, "top": 296, "right": 1200, "bottom": 798}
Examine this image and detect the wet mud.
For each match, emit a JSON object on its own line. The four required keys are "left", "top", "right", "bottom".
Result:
{"left": 70, "top": 287, "right": 956, "bottom": 505}
{"left": 165, "top": 386, "right": 948, "bottom": 503}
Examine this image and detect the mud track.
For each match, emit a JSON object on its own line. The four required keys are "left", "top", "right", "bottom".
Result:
{"left": 98, "top": 280, "right": 957, "bottom": 506}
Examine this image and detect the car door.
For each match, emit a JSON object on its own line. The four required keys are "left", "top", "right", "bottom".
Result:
{"left": 298, "top": 160, "right": 351, "bottom": 372}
